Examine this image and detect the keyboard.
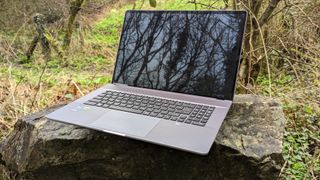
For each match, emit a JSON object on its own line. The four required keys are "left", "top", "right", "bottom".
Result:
{"left": 84, "top": 90, "right": 215, "bottom": 127}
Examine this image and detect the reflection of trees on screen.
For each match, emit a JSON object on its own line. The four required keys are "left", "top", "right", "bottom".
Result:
{"left": 115, "top": 12, "right": 244, "bottom": 100}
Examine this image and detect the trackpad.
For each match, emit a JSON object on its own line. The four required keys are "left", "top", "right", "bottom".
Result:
{"left": 89, "top": 110, "right": 160, "bottom": 137}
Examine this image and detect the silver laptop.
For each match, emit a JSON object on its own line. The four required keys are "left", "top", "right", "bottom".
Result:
{"left": 46, "top": 10, "right": 247, "bottom": 155}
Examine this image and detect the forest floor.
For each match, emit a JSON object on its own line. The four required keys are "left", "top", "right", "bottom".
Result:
{"left": 0, "top": 0, "right": 319, "bottom": 179}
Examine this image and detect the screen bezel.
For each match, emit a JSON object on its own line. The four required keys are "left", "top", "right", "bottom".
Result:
{"left": 111, "top": 10, "right": 247, "bottom": 101}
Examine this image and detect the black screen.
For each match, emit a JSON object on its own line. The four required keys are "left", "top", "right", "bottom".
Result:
{"left": 113, "top": 10, "right": 246, "bottom": 100}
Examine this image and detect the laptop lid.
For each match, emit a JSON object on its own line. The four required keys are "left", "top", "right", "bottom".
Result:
{"left": 112, "top": 10, "right": 247, "bottom": 101}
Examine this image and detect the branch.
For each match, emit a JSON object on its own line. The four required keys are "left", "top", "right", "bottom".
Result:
{"left": 258, "top": 0, "right": 281, "bottom": 27}
{"left": 25, "top": 35, "right": 39, "bottom": 61}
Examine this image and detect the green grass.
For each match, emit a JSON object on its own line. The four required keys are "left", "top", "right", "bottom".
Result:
{"left": 89, "top": 7, "right": 129, "bottom": 46}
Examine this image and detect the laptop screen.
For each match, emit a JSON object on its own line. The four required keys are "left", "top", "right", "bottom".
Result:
{"left": 113, "top": 10, "right": 247, "bottom": 100}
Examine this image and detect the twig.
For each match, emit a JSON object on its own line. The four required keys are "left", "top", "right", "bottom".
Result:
{"left": 294, "top": 4, "right": 320, "bottom": 29}
{"left": 72, "top": 81, "right": 84, "bottom": 96}
{"left": 240, "top": 1, "right": 273, "bottom": 97}
{"left": 187, "top": 0, "right": 221, "bottom": 10}
{"left": 237, "top": 82, "right": 257, "bottom": 95}
{"left": 6, "top": 18, "right": 30, "bottom": 59}
{"left": 7, "top": 62, "right": 18, "bottom": 120}
{"left": 278, "top": 159, "right": 288, "bottom": 178}
{"left": 271, "top": 50, "right": 319, "bottom": 68}
{"left": 277, "top": 36, "right": 301, "bottom": 83}
{"left": 30, "top": 60, "right": 48, "bottom": 110}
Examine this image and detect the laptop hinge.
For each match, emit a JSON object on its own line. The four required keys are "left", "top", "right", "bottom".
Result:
{"left": 113, "top": 83, "right": 128, "bottom": 86}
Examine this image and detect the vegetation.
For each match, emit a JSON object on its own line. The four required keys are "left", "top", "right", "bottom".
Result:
{"left": 0, "top": 0, "right": 319, "bottom": 179}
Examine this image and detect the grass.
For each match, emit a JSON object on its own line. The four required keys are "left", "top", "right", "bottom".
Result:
{"left": 0, "top": 0, "right": 319, "bottom": 179}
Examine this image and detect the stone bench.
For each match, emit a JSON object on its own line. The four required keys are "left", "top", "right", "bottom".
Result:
{"left": 0, "top": 95, "right": 285, "bottom": 180}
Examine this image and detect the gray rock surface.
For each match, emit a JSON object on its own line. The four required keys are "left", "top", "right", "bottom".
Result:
{"left": 0, "top": 95, "right": 286, "bottom": 180}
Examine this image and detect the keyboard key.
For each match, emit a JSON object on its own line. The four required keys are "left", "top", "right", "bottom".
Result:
{"left": 192, "top": 118, "right": 200, "bottom": 122}
{"left": 126, "top": 104, "right": 133, "bottom": 108}
{"left": 160, "top": 106, "right": 168, "bottom": 110}
{"left": 169, "top": 105, "right": 176, "bottom": 108}
{"left": 168, "top": 108, "right": 175, "bottom": 112}
{"left": 97, "top": 94, "right": 105, "bottom": 98}
{"left": 150, "top": 112, "right": 159, "bottom": 117}
{"left": 168, "top": 112, "right": 179, "bottom": 117}
{"left": 102, "top": 104, "right": 109, "bottom": 108}
{"left": 185, "top": 120, "right": 192, "bottom": 124}
{"left": 177, "top": 118, "right": 184, "bottom": 122}
{"left": 142, "top": 111, "right": 150, "bottom": 115}
{"left": 207, "top": 111, "right": 213, "bottom": 114}
{"left": 196, "top": 105, "right": 202, "bottom": 109}
{"left": 146, "top": 108, "right": 153, "bottom": 112}
{"left": 169, "top": 101, "right": 175, "bottom": 105}
{"left": 139, "top": 107, "right": 147, "bottom": 110}
{"left": 162, "top": 104, "right": 169, "bottom": 107}
{"left": 161, "top": 110, "right": 168, "bottom": 114}
{"left": 96, "top": 103, "right": 103, "bottom": 107}
{"left": 108, "top": 105, "right": 143, "bottom": 114}
{"left": 170, "top": 117, "right": 178, "bottom": 121}
{"left": 203, "top": 116, "right": 210, "bottom": 120}
{"left": 192, "top": 122, "right": 206, "bottom": 127}
{"left": 84, "top": 101, "right": 96, "bottom": 106}
{"left": 180, "top": 115, "right": 187, "bottom": 119}
{"left": 157, "top": 114, "right": 164, "bottom": 118}
{"left": 176, "top": 106, "right": 183, "bottom": 110}
{"left": 181, "top": 109, "right": 192, "bottom": 115}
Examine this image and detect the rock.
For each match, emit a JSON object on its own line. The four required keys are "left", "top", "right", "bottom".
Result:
{"left": 0, "top": 95, "right": 286, "bottom": 180}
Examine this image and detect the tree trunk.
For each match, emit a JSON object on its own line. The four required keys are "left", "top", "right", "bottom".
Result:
{"left": 25, "top": 35, "right": 39, "bottom": 61}
{"left": 63, "top": 0, "right": 85, "bottom": 50}
{"left": 237, "top": 0, "right": 281, "bottom": 89}
{"left": 33, "top": 13, "right": 51, "bottom": 60}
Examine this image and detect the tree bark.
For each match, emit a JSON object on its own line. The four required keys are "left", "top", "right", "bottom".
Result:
{"left": 33, "top": 13, "right": 51, "bottom": 60}
{"left": 25, "top": 35, "right": 39, "bottom": 61}
{"left": 63, "top": 0, "right": 85, "bottom": 50}
{"left": 259, "top": 0, "right": 281, "bottom": 27}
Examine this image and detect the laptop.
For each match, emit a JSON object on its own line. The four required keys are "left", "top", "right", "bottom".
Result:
{"left": 46, "top": 10, "right": 247, "bottom": 155}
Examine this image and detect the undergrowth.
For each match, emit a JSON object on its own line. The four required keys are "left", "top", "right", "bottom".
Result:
{"left": 0, "top": 0, "right": 319, "bottom": 179}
